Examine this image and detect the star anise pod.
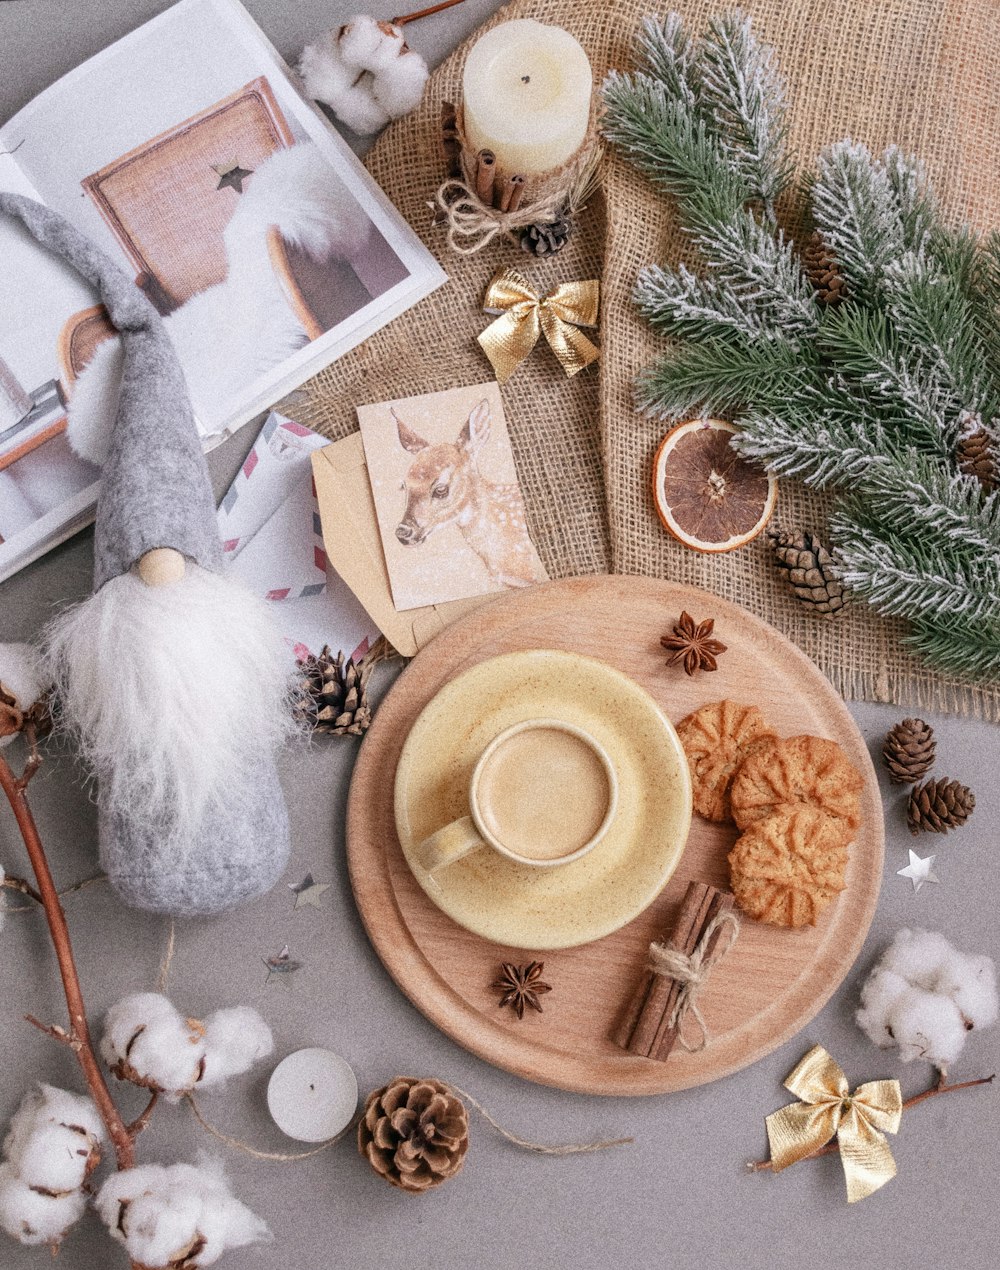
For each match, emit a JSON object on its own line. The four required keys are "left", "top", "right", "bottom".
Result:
{"left": 492, "top": 961, "right": 552, "bottom": 1019}
{"left": 660, "top": 611, "right": 727, "bottom": 675}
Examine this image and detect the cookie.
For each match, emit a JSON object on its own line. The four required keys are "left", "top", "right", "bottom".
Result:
{"left": 729, "top": 734, "right": 863, "bottom": 837}
{"left": 676, "top": 701, "right": 775, "bottom": 822}
{"left": 728, "top": 806, "right": 849, "bottom": 928}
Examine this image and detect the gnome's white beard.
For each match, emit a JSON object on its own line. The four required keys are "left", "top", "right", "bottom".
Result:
{"left": 45, "top": 566, "right": 292, "bottom": 845}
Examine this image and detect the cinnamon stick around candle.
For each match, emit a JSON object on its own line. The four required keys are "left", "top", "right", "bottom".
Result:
{"left": 440, "top": 101, "right": 463, "bottom": 179}
{"left": 613, "top": 881, "right": 712, "bottom": 1056}
{"left": 500, "top": 174, "right": 525, "bottom": 213}
{"left": 651, "top": 888, "right": 734, "bottom": 1061}
{"left": 474, "top": 150, "right": 496, "bottom": 205}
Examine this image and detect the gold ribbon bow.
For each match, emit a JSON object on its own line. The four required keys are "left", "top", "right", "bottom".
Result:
{"left": 478, "top": 268, "right": 600, "bottom": 384}
{"left": 765, "top": 1045, "right": 903, "bottom": 1203}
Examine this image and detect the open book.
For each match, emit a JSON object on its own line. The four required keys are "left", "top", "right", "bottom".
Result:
{"left": 0, "top": 0, "right": 446, "bottom": 584}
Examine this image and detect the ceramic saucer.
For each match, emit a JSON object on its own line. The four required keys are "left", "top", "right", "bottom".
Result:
{"left": 393, "top": 649, "right": 692, "bottom": 949}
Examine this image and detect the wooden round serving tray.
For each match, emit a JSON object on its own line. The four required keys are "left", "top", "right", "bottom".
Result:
{"left": 346, "top": 577, "right": 884, "bottom": 1096}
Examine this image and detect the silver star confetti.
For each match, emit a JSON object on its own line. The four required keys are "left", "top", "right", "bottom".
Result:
{"left": 212, "top": 159, "right": 253, "bottom": 193}
{"left": 263, "top": 944, "right": 303, "bottom": 987}
{"left": 288, "top": 873, "right": 331, "bottom": 909}
{"left": 897, "top": 849, "right": 940, "bottom": 893}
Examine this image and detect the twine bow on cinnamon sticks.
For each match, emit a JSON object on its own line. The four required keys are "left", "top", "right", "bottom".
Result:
{"left": 615, "top": 882, "right": 740, "bottom": 1060}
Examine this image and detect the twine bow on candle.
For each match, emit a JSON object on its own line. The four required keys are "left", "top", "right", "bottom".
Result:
{"left": 647, "top": 908, "right": 740, "bottom": 1053}
{"left": 765, "top": 1045, "right": 903, "bottom": 1203}
{"left": 477, "top": 267, "right": 599, "bottom": 384}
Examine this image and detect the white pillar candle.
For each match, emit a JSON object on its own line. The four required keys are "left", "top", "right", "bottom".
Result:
{"left": 462, "top": 19, "right": 592, "bottom": 177}
{"left": 266, "top": 1048, "right": 358, "bottom": 1142}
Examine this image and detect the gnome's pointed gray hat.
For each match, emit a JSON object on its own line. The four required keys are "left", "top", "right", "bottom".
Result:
{"left": 2, "top": 194, "right": 290, "bottom": 918}
{"left": 0, "top": 191, "right": 221, "bottom": 588}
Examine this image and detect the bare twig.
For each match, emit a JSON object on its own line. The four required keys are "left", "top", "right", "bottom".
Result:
{"left": 2, "top": 873, "right": 43, "bottom": 905}
{"left": 393, "top": 0, "right": 467, "bottom": 25}
{"left": 749, "top": 1071, "right": 996, "bottom": 1172}
{"left": 0, "top": 749, "right": 136, "bottom": 1170}
{"left": 24, "top": 1015, "right": 76, "bottom": 1049}
{"left": 4, "top": 872, "right": 106, "bottom": 913}
{"left": 126, "top": 1091, "right": 160, "bottom": 1140}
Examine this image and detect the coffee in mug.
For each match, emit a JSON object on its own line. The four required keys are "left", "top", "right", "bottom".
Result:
{"left": 414, "top": 718, "right": 618, "bottom": 873}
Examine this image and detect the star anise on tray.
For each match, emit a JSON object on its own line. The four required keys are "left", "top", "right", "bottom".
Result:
{"left": 660, "top": 611, "right": 727, "bottom": 676}
{"left": 492, "top": 961, "right": 552, "bottom": 1019}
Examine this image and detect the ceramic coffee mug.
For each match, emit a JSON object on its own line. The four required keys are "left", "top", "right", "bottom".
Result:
{"left": 414, "top": 718, "right": 619, "bottom": 873}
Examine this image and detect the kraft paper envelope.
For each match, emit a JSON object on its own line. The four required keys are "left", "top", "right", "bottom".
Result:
{"left": 311, "top": 435, "right": 487, "bottom": 658}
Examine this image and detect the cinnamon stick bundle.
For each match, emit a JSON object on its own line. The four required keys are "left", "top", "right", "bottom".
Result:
{"left": 614, "top": 881, "right": 734, "bottom": 1060}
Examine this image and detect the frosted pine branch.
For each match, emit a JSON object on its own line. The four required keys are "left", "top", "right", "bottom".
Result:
{"left": 812, "top": 142, "right": 907, "bottom": 304}
{"left": 636, "top": 338, "right": 816, "bottom": 420}
{"left": 907, "top": 615, "right": 1000, "bottom": 682}
{"left": 699, "top": 9, "right": 793, "bottom": 213}
{"left": 634, "top": 13, "right": 699, "bottom": 110}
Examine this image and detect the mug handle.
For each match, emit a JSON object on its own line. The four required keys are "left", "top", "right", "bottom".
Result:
{"left": 414, "top": 815, "right": 485, "bottom": 874}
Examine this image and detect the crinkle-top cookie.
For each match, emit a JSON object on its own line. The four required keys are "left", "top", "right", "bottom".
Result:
{"left": 728, "top": 806, "right": 849, "bottom": 928}
{"left": 675, "top": 700, "right": 775, "bottom": 822}
{"left": 729, "top": 733, "right": 862, "bottom": 836}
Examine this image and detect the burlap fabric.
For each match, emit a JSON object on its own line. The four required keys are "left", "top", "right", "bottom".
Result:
{"left": 286, "top": 0, "right": 1000, "bottom": 718}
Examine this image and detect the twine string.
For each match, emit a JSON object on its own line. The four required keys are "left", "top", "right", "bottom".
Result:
{"left": 187, "top": 1092, "right": 360, "bottom": 1162}
{"left": 647, "top": 911, "right": 741, "bottom": 1053}
{"left": 157, "top": 918, "right": 176, "bottom": 994}
{"left": 449, "top": 1085, "right": 632, "bottom": 1155}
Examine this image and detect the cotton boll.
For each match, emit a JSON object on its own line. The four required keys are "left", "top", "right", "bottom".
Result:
{"left": 0, "top": 1163, "right": 87, "bottom": 1247}
{"left": 101, "top": 993, "right": 180, "bottom": 1067}
{"left": 33, "top": 1085, "right": 104, "bottom": 1145}
{"left": 329, "top": 79, "right": 393, "bottom": 136}
{"left": 0, "top": 642, "right": 46, "bottom": 748}
{"left": 938, "top": 951, "right": 999, "bottom": 1030}
{"left": 887, "top": 986, "right": 968, "bottom": 1067}
{"left": 337, "top": 15, "right": 404, "bottom": 71}
{"left": 856, "top": 967, "right": 910, "bottom": 1048}
{"left": 7, "top": 1124, "right": 96, "bottom": 1194}
{"left": 198, "top": 1007, "right": 274, "bottom": 1090}
{"left": 371, "top": 47, "right": 429, "bottom": 119}
{"left": 299, "top": 33, "right": 358, "bottom": 107}
{"left": 97, "top": 1160, "right": 270, "bottom": 1267}
{"left": 879, "top": 928, "right": 954, "bottom": 990}
{"left": 102, "top": 994, "right": 205, "bottom": 1098}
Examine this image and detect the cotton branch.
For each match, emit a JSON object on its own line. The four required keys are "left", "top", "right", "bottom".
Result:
{"left": 0, "top": 737, "right": 136, "bottom": 1171}
{"left": 748, "top": 1070, "right": 995, "bottom": 1172}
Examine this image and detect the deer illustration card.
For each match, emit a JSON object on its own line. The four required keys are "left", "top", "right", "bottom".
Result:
{"left": 357, "top": 383, "right": 548, "bottom": 612}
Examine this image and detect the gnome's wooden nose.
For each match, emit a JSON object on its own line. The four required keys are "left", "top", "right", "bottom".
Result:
{"left": 137, "top": 548, "right": 186, "bottom": 587}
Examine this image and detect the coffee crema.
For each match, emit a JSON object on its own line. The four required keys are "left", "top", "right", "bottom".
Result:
{"left": 476, "top": 725, "right": 611, "bottom": 861}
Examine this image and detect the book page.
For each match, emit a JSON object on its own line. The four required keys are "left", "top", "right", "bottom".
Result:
{"left": 3, "top": 0, "right": 445, "bottom": 443}
{"left": 0, "top": 154, "right": 102, "bottom": 583}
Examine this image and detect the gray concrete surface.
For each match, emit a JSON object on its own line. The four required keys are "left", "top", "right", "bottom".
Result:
{"left": 1, "top": 3, "right": 997, "bottom": 1268}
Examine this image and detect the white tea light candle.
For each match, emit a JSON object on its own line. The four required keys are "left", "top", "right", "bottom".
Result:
{"left": 266, "top": 1048, "right": 358, "bottom": 1142}
{"left": 462, "top": 19, "right": 592, "bottom": 176}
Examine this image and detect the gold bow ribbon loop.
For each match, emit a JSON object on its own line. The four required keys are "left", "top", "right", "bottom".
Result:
{"left": 478, "top": 268, "right": 600, "bottom": 384}
{"left": 766, "top": 1045, "right": 903, "bottom": 1203}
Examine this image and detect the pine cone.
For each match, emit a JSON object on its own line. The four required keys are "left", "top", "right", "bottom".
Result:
{"left": 768, "top": 529, "right": 847, "bottom": 616}
{"left": 802, "top": 230, "right": 847, "bottom": 305}
{"left": 358, "top": 1077, "right": 469, "bottom": 1193}
{"left": 882, "top": 718, "right": 936, "bottom": 784}
{"left": 907, "top": 778, "right": 976, "bottom": 834}
{"left": 293, "top": 646, "right": 372, "bottom": 736}
{"left": 956, "top": 416, "right": 999, "bottom": 493}
{"left": 520, "top": 216, "right": 572, "bottom": 257}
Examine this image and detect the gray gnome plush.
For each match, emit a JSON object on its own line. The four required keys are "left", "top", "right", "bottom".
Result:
{"left": 1, "top": 193, "right": 291, "bottom": 917}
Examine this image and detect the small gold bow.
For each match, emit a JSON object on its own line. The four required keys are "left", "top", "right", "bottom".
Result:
{"left": 765, "top": 1045, "right": 903, "bottom": 1203}
{"left": 478, "top": 268, "right": 600, "bottom": 384}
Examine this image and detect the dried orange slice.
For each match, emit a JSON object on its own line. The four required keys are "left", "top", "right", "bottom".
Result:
{"left": 652, "top": 419, "right": 777, "bottom": 552}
